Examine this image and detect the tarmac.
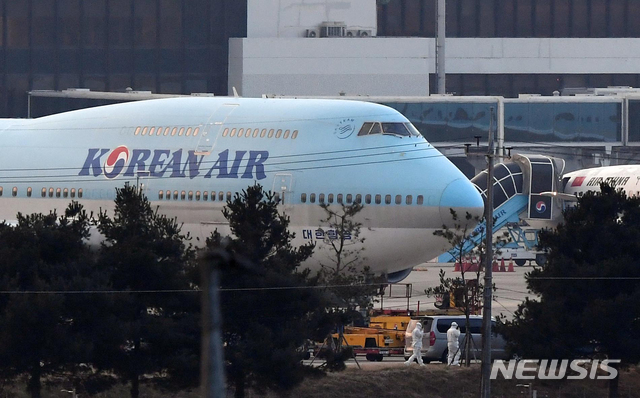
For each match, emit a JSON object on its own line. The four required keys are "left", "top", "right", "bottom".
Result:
{"left": 302, "top": 261, "right": 537, "bottom": 369}
{"left": 379, "top": 261, "right": 538, "bottom": 320}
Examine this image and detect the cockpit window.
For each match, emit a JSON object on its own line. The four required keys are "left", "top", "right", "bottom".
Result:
{"left": 370, "top": 123, "right": 383, "bottom": 135}
{"left": 358, "top": 122, "right": 420, "bottom": 137}
{"left": 381, "top": 123, "right": 412, "bottom": 137}
{"left": 404, "top": 123, "right": 422, "bottom": 137}
{"left": 358, "top": 122, "right": 374, "bottom": 136}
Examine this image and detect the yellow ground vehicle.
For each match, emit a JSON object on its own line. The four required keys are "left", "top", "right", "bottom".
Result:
{"left": 330, "top": 310, "right": 465, "bottom": 361}
{"left": 331, "top": 312, "right": 412, "bottom": 361}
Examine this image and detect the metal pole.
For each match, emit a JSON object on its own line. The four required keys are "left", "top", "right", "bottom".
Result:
{"left": 406, "top": 285, "right": 410, "bottom": 311}
{"left": 435, "top": 0, "right": 446, "bottom": 94}
{"left": 497, "top": 98, "right": 505, "bottom": 160}
{"left": 480, "top": 107, "right": 495, "bottom": 398}
{"left": 201, "top": 254, "right": 226, "bottom": 398}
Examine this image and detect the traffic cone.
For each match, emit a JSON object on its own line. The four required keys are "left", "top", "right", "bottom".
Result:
{"left": 492, "top": 259, "right": 499, "bottom": 272}
{"left": 454, "top": 261, "right": 461, "bottom": 272}
{"left": 508, "top": 259, "right": 515, "bottom": 272}
{"left": 499, "top": 258, "right": 506, "bottom": 272}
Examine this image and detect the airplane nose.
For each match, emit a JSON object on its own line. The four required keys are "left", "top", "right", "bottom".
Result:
{"left": 439, "top": 178, "right": 485, "bottom": 226}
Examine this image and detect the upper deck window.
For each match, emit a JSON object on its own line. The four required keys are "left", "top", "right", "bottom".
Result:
{"left": 357, "top": 122, "right": 419, "bottom": 137}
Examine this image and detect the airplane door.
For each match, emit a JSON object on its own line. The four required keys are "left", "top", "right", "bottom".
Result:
{"left": 136, "top": 171, "right": 151, "bottom": 196}
{"left": 272, "top": 173, "right": 293, "bottom": 207}
{"left": 195, "top": 103, "right": 239, "bottom": 155}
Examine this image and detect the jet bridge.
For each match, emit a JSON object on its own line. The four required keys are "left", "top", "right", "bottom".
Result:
{"left": 438, "top": 154, "right": 565, "bottom": 264}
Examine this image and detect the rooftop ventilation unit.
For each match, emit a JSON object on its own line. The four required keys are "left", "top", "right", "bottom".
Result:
{"left": 346, "top": 29, "right": 372, "bottom": 37}
{"left": 320, "top": 21, "right": 346, "bottom": 37}
{"left": 305, "top": 29, "right": 319, "bottom": 38}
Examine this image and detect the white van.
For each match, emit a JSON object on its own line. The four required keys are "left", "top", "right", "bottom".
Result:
{"left": 404, "top": 315, "right": 508, "bottom": 363}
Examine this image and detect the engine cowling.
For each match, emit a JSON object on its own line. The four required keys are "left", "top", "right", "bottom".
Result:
{"left": 386, "top": 267, "right": 413, "bottom": 283}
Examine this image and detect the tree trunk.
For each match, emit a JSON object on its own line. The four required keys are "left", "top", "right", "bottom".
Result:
{"left": 464, "top": 313, "right": 471, "bottom": 366}
{"left": 234, "top": 373, "right": 245, "bottom": 398}
{"left": 28, "top": 364, "right": 41, "bottom": 398}
{"left": 130, "top": 337, "right": 141, "bottom": 398}
{"left": 130, "top": 374, "right": 140, "bottom": 398}
{"left": 609, "top": 362, "right": 620, "bottom": 398}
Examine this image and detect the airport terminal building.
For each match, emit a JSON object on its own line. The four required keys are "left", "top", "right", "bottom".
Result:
{"left": 3, "top": 0, "right": 640, "bottom": 118}
{"left": 4, "top": 0, "right": 640, "bottom": 176}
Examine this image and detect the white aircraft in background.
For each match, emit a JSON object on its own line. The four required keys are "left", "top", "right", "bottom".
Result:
{"left": 0, "top": 97, "right": 484, "bottom": 282}
{"left": 562, "top": 165, "right": 640, "bottom": 199}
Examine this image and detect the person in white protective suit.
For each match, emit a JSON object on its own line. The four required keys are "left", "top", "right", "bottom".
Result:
{"left": 447, "top": 321, "right": 461, "bottom": 366}
{"left": 404, "top": 322, "right": 425, "bottom": 366}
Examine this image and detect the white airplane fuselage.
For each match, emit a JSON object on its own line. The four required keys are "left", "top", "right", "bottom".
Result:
{"left": 563, "top": 165, "right": 640, "bottom": 198}
{"left": 0, "top": 97, "right": 484, "bottom": 278}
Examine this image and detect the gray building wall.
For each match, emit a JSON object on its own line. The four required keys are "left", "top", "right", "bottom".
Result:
{"left": 228, "top": 37, "right": 429, "bottom": 97}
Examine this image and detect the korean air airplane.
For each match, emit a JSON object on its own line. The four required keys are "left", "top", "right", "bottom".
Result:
{"left": 0, "top": 97, "right": 483, "bottom": 282}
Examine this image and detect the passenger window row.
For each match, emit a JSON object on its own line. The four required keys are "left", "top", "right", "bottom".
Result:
{"left": 158, "top": 190, "right": 232, "bottom": 202}
{"left": 39, "top": 187, "right": 83, "bottom": 198}
{"left": 300, "top": 193, "right": 424, "bottom": 205}
{"left": 0, "top": 186, "right": 84, "bottom": 198}
{"left": 134, "top": 126, "right": 200, "bottom": 137}
{"left": 0, "top": 185, "right": 422, "bottom": 207}
{"left": 221, "top": 128, "right": 298, "bottom": 139}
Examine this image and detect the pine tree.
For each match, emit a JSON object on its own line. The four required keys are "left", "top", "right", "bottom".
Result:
{"left": 95, "top": 184, "right": 199, "bottom": 398}
{"left": 501, "top": 184, "right": 640, "bottom": 398}
{"left": 0, "top": 203, "right": 99, "bottom": 398}
{"left": 206, "top": 183, "right": 321, "bottom": 398}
